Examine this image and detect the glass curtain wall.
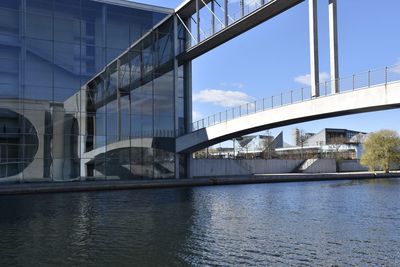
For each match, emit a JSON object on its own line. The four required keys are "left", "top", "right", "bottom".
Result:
{"left": 85, "top": 17, "right": 185, "bottom": 180}
{"left": 0, "top": 0, "right": 168, "bottom": 182}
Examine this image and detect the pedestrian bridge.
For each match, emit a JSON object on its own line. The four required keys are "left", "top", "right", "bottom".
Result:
{"left": 176, "top": 0, "right": 304, "bottom": 61}
{"left": 176, "top": 66, "right": 400, "bottom": 153}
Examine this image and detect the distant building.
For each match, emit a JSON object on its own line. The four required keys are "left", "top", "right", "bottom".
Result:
{"left": 200, "top": 128, "right": 369, "bottom": 160}
{"left": 278, "top": 128, "right": 368, "bottom": 160}
{"left": 303, "top": 128, "right": 366, "bottom": 146}
{"left": 291, "top": 128, "right": 315, "bottom": 146}
{"left": 197, "top": 132, "right": 285, "bottom": 159}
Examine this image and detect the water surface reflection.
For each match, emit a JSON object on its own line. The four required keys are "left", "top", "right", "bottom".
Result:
{"left": 1, "top": 179, "right": 399, "bottom": 266}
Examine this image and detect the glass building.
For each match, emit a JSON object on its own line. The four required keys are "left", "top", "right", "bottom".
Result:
{"left": 0, "top": 0, "right": 188, "bottom": 182}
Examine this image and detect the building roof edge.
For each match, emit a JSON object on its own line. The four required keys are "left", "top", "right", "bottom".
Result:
{"left": 92, "top": 0, "right": 174, "bottom": 14}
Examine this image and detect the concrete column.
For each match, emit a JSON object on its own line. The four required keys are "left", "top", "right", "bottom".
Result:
{"left": 309, "top": 0, "right": 319, "bottom": 97}
{"left": 184, "top": 60, "right": 193, "bottom": 178}
{"left": 329, "top": 0, "right": 339, "bottom": 94}
{"left": 116, "top": 59, "right": 121, "bottom": 141}
{"left": 79, "top": 89, "right": 87, "bottom": 178}
{"left": 52, "top": 105, "right": 65, "bottom": 180}
{"left": 173, "top": 16, "right": 180, "bottom": 179}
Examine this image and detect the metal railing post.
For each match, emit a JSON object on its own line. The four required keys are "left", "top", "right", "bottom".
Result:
{"left": 271, "top": 96, "right": 274, "bottom": 108}
{"left": 262, "top": 98, "right": 265, "bottom": 110}
{"left": 219, "top": 112, "right": 221, "bottom": 123}
{"left": 385, "top": 66, "right": 388, "bottom": 84}
{"left": 301, "top": 88, "right": 304, "bottom": 101}
{"left": 246, "top": 103, "right": 249, "bottom": 114}
{"left": 290, "top": 90, "right": 293, "bottom": 103}
{"left": 352, "top": 75, "right": 355, "bottom": 90}
{"left": 280, "top": 93, "right": 283, "bottom": 105}
{"left": 368, "top": 70, "right": 371, "bottom": 87}
{"left": 254, "top": 101, "right": 256, "bottom": 113}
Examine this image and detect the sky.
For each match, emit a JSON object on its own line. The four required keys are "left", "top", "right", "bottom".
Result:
{"left": 134, "top": 0, "right": 400, "bottom": 145}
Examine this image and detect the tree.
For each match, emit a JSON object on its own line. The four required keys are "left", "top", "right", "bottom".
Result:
{"left": 297, "top": 129, "right": 309, "bottom": 159}
{"left": 360, "top": 130, "right": 400, "bottom": 173}
{"left": 327, "top": 136, "right": 348, "bottom": 160}
{"left": 261, "top": 130, "right": 276, "bottom": 159}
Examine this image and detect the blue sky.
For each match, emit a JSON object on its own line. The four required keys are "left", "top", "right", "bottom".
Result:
{"left": 135, "top": 0, "right": 400, "bottom": 144}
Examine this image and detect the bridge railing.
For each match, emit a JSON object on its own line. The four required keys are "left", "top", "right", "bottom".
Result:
{"left": 185, "top": 0, "right": 273, "bottom": 48}
{"left": 191, "top": 64, "right": 400, "bottom": 132}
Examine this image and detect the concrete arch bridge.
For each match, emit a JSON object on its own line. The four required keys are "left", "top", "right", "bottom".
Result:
{"left": 176, "top": 67, "right": 400, "bottom": 153}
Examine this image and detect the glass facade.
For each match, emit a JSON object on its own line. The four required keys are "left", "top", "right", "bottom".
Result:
{"left": 0, "top": 0, "right": 180, "bottom": 182}
{"left": 84, "top": 17, "right": 185, "bottom": 180}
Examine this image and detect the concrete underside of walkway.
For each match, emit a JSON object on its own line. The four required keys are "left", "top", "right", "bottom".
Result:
{"left": 0, "top": 172, "right": 399, "bottom": 195}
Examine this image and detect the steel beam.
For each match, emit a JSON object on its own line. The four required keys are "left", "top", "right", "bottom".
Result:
{"left": 329, "top": 0, "right": 339, "bottom": 94}
{"left": 211, "top": 0, "right": 215, "bottom": 33}
{"left": 309, "top": 0, "right": 320, "bottom": 97}
{"left": 225, "top": 0, "right": 229, "bottom": 26}
{"left": 196, "top": 0, "right": 200, "bottom": 42}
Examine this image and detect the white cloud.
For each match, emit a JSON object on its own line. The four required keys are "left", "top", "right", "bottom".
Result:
{"left": 232, "top": 82, "right": 245, "bottom": 89}
{"left": 219, "top": 82, "right": 246, "bottom": 89}
{"left": 391, "top": 58, "right": 400, "bottom": 74}
{"left": 192, "top": 111, "right": 202, "bottom": 121}
{"left": 294, "top": 72, "right": 330, "bottom": 86}
{"left": 193, "top": 89, "right": 254, "bottom": 107}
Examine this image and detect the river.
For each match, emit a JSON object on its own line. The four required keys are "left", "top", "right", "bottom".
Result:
{"left": 0, "top": 178, "right": 399, "bottom": 266}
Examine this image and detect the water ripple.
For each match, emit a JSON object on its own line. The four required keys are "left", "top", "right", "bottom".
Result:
{"left": 0, "top": 178, "right": 399, "bottom": 266}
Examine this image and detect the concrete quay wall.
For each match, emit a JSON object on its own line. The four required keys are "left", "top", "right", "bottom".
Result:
{"left": 0, "top": 172, "right": 399, "bottom": 195}
{"left": 191, "top": 159, "right": 303, "bottom": 177}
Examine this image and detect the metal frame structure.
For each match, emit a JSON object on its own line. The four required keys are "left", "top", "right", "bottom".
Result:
{"left": 173, "top": 0, "right": 342, "bottom": 177}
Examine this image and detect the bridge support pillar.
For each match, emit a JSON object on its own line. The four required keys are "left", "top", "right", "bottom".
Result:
{"left": 329, "top": 0, "right": 339, "bottom": 94}
{"left": 309, "top": 0, "right": 320, "bottom": 97}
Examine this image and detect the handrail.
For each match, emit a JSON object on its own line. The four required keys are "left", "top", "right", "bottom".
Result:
{"left": 183, "top": 0, "right": 273, "bottom": 47}
{"left": 190, "top": 64, "right": 400, "bottom": 132}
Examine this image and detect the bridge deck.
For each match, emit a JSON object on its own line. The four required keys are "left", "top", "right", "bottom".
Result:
{"left": 176, "top": 81, "right": 400, "bottom": 153}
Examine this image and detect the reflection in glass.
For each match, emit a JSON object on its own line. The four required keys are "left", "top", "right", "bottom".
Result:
{"left": 0, "top": 0, "right": 173, "bottom": 182}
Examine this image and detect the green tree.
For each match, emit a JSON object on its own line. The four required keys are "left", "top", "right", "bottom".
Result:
{"left": 360, "top": 130, "right": 400, "bottom": 173}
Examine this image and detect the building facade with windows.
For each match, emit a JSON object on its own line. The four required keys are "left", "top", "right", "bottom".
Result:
{"left": 0, "top": 0, "right": 190, "bottom": 182}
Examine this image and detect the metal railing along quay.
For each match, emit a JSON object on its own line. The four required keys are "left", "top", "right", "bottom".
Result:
{"left": 191, "top": 64, "right": 400, "bottom": 132}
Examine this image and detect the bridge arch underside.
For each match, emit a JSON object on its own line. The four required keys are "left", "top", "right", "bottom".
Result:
{"left": 176, "top": 82, "right": 400, "bottom": 153}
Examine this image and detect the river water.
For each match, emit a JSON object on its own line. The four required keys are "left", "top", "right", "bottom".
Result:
{"left": 0, "top": 178, "right": 399, "bottom": 266}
